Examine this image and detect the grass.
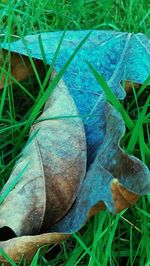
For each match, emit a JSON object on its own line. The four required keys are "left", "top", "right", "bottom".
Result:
{"left": 0, "top": 0, "right": 150, "bottom": 265}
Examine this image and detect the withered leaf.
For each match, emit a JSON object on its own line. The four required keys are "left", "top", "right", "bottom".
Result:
{"left": 2, "top": 31, "right": 150, "bottom": 164}
{"left": 0, "top": 233, "right": 69, "bottom": 265}
{"left": 0, "top": 30, "right": 150, "bottom": 264}
{"left": 0, "top": 76, "right": 86, "bottom": 237}
{"left": 0, "top": 50, "right": 44, "bottom": 89}
{"left": 49, "top": 103, "right": 150, "bottom": 234}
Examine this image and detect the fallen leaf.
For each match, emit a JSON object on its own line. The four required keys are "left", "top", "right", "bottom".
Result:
{"left": 111, "top": 179, "right": 140, "bottom": 212}
{"left": 2, "top": 31, "right": 150, "bottom": 163}
{"left": 49, "top": 102, "right": 150, "bottom": 234}
{"left": 122, "top": 80, "right": 141, "bottom": 94}
{"left": 0, "top": 30, "right": 150, "bottom": 263}
{"left": 0, "top": 233, "right": 69, "bottom": 265}
{"left": 0, "top": 75, "right": 86, "bottom": 237}
{"left": 0, "top": 50, "right": 44, "bottom": 89}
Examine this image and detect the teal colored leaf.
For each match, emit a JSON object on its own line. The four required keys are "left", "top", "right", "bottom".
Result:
{"left": 0, "top": 30, "right": 150, "bottom": 264}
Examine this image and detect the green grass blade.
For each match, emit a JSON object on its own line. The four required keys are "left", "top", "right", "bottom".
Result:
{"left": 15, "top": 31, "right": 91, "bottom": 152}
{"left": 73, "top": 233, "right": 101, "bottom": 266}
{"left": 0, "top": 248, "right": 17, "bottom": 266}
{"left": 0, "top": 65, "right": 36, "bottom": 101}
{"left": 38, "top": 34, "right": 48, "bottom": 68}
{"left": 0, "top": 162, "right": 29, "bottom": 204}
{"left": 87, "top": 61, "right": 134, "bottom": 130}
{"left": 127, "top": 96, "right": 150, "bottom": 154}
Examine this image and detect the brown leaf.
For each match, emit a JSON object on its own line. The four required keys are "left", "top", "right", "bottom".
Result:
{"left": 0, "top": 50, "right": 44, "bottom": 89}
{"left": 111, "top": 178, "right": 140, "bottom": 213}
{"left": 0, "top": 76, "right": 87, "bottom": 236}
{"left": 0, "top": 233, "right": 69, "bottom": 265}
{"left": 121, "top": 80, "right": 141, "bottom": 94}
{"left": 88, "top": 201, "right": 106, "bottom": 218}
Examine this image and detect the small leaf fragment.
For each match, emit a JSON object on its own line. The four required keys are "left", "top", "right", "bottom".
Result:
{"left": 0, "top": 233, "right": 69, "bottom": 265}
{"left": 0, "top": 50, "right": 44, "bottom": 89}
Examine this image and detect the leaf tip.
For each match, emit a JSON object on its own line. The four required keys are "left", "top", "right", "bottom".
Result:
{"left": 111, "top": 178, "right": 140, "bottom": 213}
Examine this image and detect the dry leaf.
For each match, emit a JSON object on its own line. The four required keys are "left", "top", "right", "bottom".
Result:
{"left": 0, "top": 30, "right": 150, "bottom": 263}
{"left": 0, "top": 233, "right": 69, "bottom": 265}
{"left": 0, "top": 76, "right": 86, "bottom": 238}
{"left": 0, "top": 50, "right": 44, "bottom": 89}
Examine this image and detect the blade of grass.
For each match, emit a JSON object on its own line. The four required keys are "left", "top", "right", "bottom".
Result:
{"left": 72, "top": 233, "right": 101, "bottom": 266}
{"left": 139, "top": 125, "right": 146, "bottom": 164}
{"left": 30, "top": 247, "right": 42, "bottom": 266}
{"left": 36, "top": 30, "right": 67, "bottom": 101}
{"left": 0, "top": 65, "right": 36, "bottom": 101}
{"left": 127, "top": 96, "right": 150, "bottom": 154}
{"left": 103, "top": 213, "right": 123, "bottom": 266}
{"left": 87, "top": 61, "right": 134, "bottom": 130}
{"left": 65, "top": 225, "right": 93, "bottom": 266}
{"left": 15, "top": 31, "right": 91, "bottom": 152}
{"left": 89, "top": 212, "right": 107, "bottom": 266}
{"left": 38, "top": 34, "right": 48, "bottom": 68}
{"left": 128, "top": 74, "right": 150, "bottom": 110}
{"left": 0, "top": 248, "right": 17, "bottom": 266}
{"left": 0, "top": 162, "right": 29, "bottom": 204}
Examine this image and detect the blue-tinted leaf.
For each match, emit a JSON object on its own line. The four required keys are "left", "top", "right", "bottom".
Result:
{"left": 0, "top": 30, "right": 150, "bottom": 264}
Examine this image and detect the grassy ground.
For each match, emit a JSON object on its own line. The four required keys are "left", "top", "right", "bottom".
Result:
{"left": 0, "top": 0, "right": 150, "bottom": 265}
